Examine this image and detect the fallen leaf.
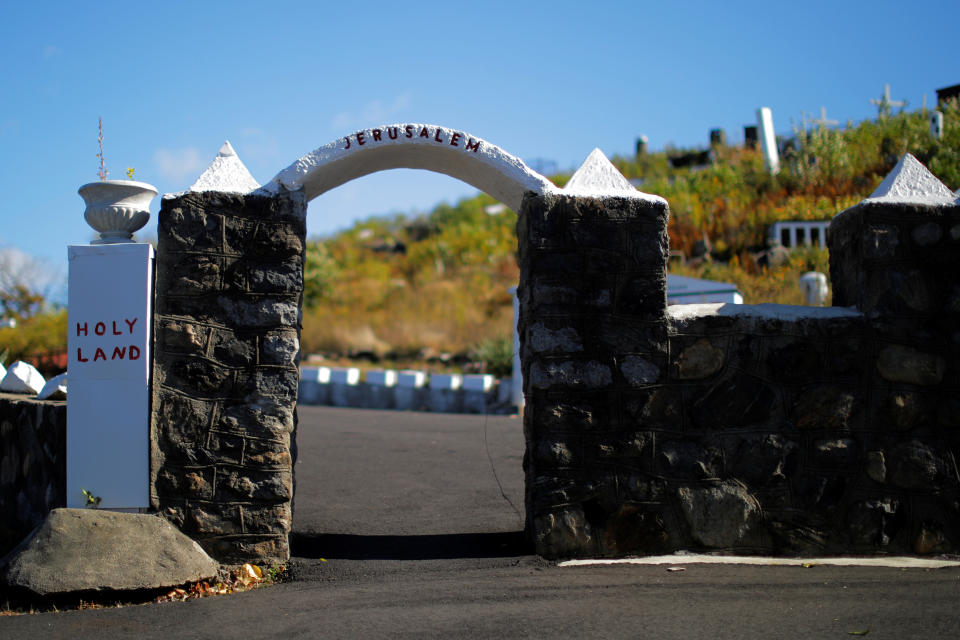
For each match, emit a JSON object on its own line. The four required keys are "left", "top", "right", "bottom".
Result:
{"left": 847, "top": 630, "right": 870, "bottom": 636}
{"left": 666, "top": 567, "right": 686, "bottom": 572}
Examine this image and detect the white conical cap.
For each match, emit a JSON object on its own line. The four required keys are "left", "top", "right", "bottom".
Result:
{"left": 866, "top": 153, "right": 955, "bottom": 205}
{"left": 563, "top": 148, "right": 666, "bottom": 204}
{"left": 188, "top": 141, "right": 261, "bottom": 194}
{"left": 565, "top": 148, "right": 636, "bottom": 194}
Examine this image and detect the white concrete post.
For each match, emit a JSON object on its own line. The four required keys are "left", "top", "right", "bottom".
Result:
{"left": 66, "top": 243, "right": 154, "bottom": 509}
{"left": 757, "top": 107, "right": 780, "bottom": 174}
{"left": 509, "top": 286, "right": 524, "bottom": 411}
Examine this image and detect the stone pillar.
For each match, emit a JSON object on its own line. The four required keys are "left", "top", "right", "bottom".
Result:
{"left": 517, "top": 191, "right": 669, "bottom": 558}
{"left": 827, "top": 162, "right": 960, "bottom": 553}
{"left": 830, "top": 200, "right": 960, "bottom": 333}
{"left": 150, "top": 189, "right": 306, "bottom": 565}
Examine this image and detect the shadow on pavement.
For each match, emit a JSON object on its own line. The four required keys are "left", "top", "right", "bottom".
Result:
{"left": 291, "top": 530, "right": 532, "bottom": 560}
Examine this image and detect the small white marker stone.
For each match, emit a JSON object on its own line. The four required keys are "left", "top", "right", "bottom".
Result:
{"left": 397, "top": 371, "right": 427, "bottom": 388}
{"left": 865, "top": 154, "right": 956, "bottom": 205}
{"left": 37, "top": 373, "right": 67, "bottom": 400}
{"left": 366, "top": 370, "right": 398, "bottom": 387}
{"left": 429, "top": 373, "right": 462, "bottom": 390}
{"left": 188, "top": 141, "right": 261, "bottom": 194}
{"left": 463, "top": 374, "right": 495, "bottom": 393}
{"left": 0, "top": 361, "right": 46, "bottom": 394}
{"left": 300, "top": 366, "right": 331, "bottom": 383}
{"left": 330, "top": 367, "right": 360, "bottom": 385}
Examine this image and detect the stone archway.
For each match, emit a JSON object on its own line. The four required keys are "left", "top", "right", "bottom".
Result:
{"left": 259, "top": 123, "right": 556, "bottom": 211}
{"left": 149, "top": 125, "right": 656, "bottom": 564}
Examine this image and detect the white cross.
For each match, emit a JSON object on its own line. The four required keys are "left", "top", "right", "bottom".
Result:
{"left": 870, "top": 84, "right": 906, "bottom": 118}
{"left": 811, "top": 107, "right": 838, "bottom": 128}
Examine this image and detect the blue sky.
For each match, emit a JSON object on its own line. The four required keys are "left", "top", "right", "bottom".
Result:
{"left": 1, "top": 0, "right": 958, "bottom": 289}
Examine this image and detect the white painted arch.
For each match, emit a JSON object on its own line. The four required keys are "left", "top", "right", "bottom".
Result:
{"left": 258, "top": 124, "right": 558, "bottom": 211}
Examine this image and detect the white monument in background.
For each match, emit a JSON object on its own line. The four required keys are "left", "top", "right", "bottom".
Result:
{"left": 757, "top": 107, "right": 780, "bottom": 174}
{"left": 67, "top": 179, "right": 157, "bottom": 509}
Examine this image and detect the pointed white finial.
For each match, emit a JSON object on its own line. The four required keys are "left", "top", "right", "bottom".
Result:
{"left": 563, "top": 148, "right": 667, "bottom": 204}
{"left": 866, "top": 153, "right": 956, "bottom": 205}
{"left": 188, "top": 140, "right": 261, "bottom": 194}
{"left": 563, "top": 148, "right": 665, "bottom": 204}
{"left": 217, "top": 141, "right": 238, "bottom": 158}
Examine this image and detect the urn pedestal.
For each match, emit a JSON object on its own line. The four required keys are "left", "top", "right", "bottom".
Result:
{"left": 78, "top": 180, "right": 157, "bottom": 244}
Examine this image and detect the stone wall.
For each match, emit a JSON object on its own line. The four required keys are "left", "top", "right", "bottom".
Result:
{"left": 0, "top": 393, "right": 65, "bottom": 555}
{"left": 145, "top": 185, "right": 958, "bottom": 565}
{"left": 150, "top": 189, "right": 306, "bottom": 565}
{"left": 518, "top": 192, "right": 960, "bottom": 558}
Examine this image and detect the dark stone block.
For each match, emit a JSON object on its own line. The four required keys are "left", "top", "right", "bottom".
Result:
{"left": 215, "top": 296, "right": 299, "bottom": 329}
{"left": 657, "top": 439, "right": 722, "bottom": 479}
{"left": 210, "top": 328, "right": 257, "bottom": 367}
{"left": 223, "top": 219, "right": 304, "bottom": 257}
{"left": 224, "top": 257, "right": 303, "bottom": 295}
{"left": 215, "top": 467, "right": 292, "bottom": 503}
{"left": 731, "top": 434, "right": 799, "bottom": 486}
{"left": 158, "top": 204, "right": 224, "bottom": 254}
{"left": 157, "top": 254, "right": 223, "bottom": 296}
{"left": 887, "top": 441, "right": 947, "bottom": 489}
{"left": 602, "top": 504, "right": 671, "bottom": 555}
{"left": 156, "top": 319, "right": 209, "bottom": 356}
{"left": 162, "top": 356, "right": 236, "bottom": 397}
{"left": 527, "top": 391, "right": 615, "bottom": 436}
{"left": 767, "top": 512, "right": 828, "bottom": 554}
{"left": 793, "top": 385, "right": 857, "bottom": 431}
{"left": 690, "top": 373, "right": 777, "bottom": 430}
{"left": 767, "top": 339, "right": 822, "bottom": 383}
{"left": 615, "top": 272, "right": 667, "bottom": 318}
{"left": 622, "top": 386, "right": 683, "bottom": 430}
{"left": 811, "top": 437, "right": 859, "bottom": 468}
{"left": 152, "top": 392, "right": 215, "bottom": 466}
{"left": 846, "top": 498, "right": 901, "bottom": 547}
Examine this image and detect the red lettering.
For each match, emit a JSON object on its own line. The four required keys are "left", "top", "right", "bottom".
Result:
{"left": 450, "top": 133, "right": 461, "bottom": 147}
{"left": 434, "top": 129, "right": 443, "bottom": 143}
{"left": 372, "top": 129, "right": 382, "bottom": 141}
{"left": 466, "top": 138, "right": 481, "bottom": 153}
{"left": 76, "top": 322, "right": 88, "bottom": 337}
{"left": 95, "top": 322, "right": 106, "bottom": 336}
{"left": 129, "top": 345, "right": 141, "bottom": 360}
{"left": 419, "top": 127, "right": 430, "bottom": 139}
{"left": 112, "top": 346, "right": 126, "bottom": 360}
{"left": 405, "top": 125, "right": 414, "bottom": 138}
{"left": 77, "top": 347, "right": 88, "bottom": 363}
{"left": 94, "top": 348, "right": 106, "bottom": 362}
{"left": 344, "top": 135, "right": 352, "bottom": 150}
{"left": 111, "top": 320, "right": 122, "bottom": 336}
{"left": 125, "top": 318, "right": 137, "bottom": 333}
{"left": 388, "top": 127, "right": 399, "bottom": 140}
{"left": 356, "top": 131, "right": 365, "bottom": 145}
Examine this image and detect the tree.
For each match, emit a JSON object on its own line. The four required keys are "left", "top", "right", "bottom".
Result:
{"left": 0, "top": 247, "right": 64, "bottom": 321}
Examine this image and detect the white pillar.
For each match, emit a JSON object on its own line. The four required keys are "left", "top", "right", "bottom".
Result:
{"left": 757, "top": 107, "right": 780, "bottom": 174}
{"left": 67, "top": 243, "right": 154, "bottom": 509}
{"left": 509, "top": 286, "right": 523, "bottom": 411}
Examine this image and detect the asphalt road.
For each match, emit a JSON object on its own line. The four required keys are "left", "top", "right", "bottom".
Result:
{"left": 3, "top": 406, "right": 960, "bottom": 639}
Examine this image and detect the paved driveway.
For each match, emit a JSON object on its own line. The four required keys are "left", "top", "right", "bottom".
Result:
{"left": 2, "top": 406, "right": 959, "bottom": 639}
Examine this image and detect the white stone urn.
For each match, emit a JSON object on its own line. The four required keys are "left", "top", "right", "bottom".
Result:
{"left": 78, "top": 180, "right": 158, "bottom": 244}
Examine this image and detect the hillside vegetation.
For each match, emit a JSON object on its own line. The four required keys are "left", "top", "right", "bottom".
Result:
{"left": 301, "top": 101, "right": 960, "bottom": 371}
{"left": 3, "top": 102, "right": 957, "bottom": 376}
